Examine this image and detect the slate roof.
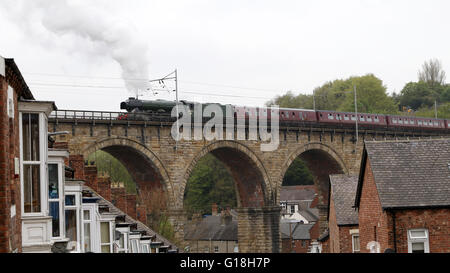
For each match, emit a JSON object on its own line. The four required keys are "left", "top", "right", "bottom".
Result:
{"left": 329, "top": 174, "right": 359, "bottom": 226}
{"left": 356, "top": 139, "right": 450, "bottom": 209}
{"left": 298, "top": 208, "right": 319, "bottom": 222}
{"left": 280, "top": 185, "right": 316, "bottom": 202}
{"left": 82, "top": 185, "right": 178, "bottom": 251}
{"left": 280, "top": 221, "right": 314, "bottom": 240}
{"left": 184, "top": 214, "right": 238, "bottom": 241}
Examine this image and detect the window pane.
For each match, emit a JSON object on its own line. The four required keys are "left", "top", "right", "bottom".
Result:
{"left": 410, "top": 230, "right": 426, "bottom": 238}
{"left": 23, "top": 164, "right": 41, "bottom": 213}
{"left": 48, "top": 164, "right": 59, "bottom": 199}
{"left": 49, "top": 201, "right": 60, "bottom": 237}
{"left": 101, "top": 222, "right": 110, "bottom": 244}
{"left": 65, "top": 210, "right": 77, "bottom": 242}
{"left": 83, "top": 210, "right": 90, "bottom": 220}
{"left": 65, "top": 195, "right": 75, "bottom": 206}
{"left": 353, "top": 235, "right": 360, "bottom": 252}
{"left": 101, "top": 245, "right": 111, "bottom": 253}
{"left": 412, "top": 242, "right": 425, "bottom": 253}
{"left": 22, "top": 113, "right": 40, "bottom": 161}
{"left": 119, "top": 234, "right": 124, "bottom": 248}
{"left": 84, "top": 223, "right": 91, "bottom": 252}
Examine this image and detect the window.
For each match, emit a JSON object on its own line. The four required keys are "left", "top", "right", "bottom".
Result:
{"left": 328, "top": 113, "right": 334, "bottom": 120}
{"left": 82, "top": 209, "right": 94, "bottom": 252}
{"left": 344, "top": 115, "right": 349, "bottom": 121}
{"left": 418, "top": 120, "right": 423, "bottom": 125}
{"left": 48, "top": 164, "right": 60, "bottom": 238}
{"left": 360, "top": 115, "right": 365, "bottom": 121}
{"left": 21, "top": 113, "right": 42, "bottom": 213}
{"left": 214, "top": 246, "right": 219, "bottom": 253}
{"left": 100, "top": 222, "right": 112, "bottom": 253}
{"left": 408, "top": 229, "right": 429, "bottom": 253}
{"left": 367, "top": 116, "right": 372, "bottom": 122}
{"left": 65, "top": 193, "right": 80, "bottom": 252}
{"left": 393, "top": 118, "right": 398, "bottom": 124}
{"left": 290, "top": 205, "right": 295, "bottom": 214}
{"left": 131, "top": 239, "right": 139, "bottom": 253}
{"left": 352, "top": 234, "right": 360, "bottom": 253}
{"left": 351, "top": 115, "right": 356, "bottom": 121}
{"left": 142, "top": 244, "right": 150, "bottom": 253}
{"left": 374, "top": 116, "right": 379, "bottom": 122}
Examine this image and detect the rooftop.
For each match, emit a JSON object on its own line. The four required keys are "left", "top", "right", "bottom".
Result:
{"left": 356, "top": 138, "right": 450, "bottom": 209}
{"left": 329, "top": 174, "right": 359, "bottom": 226}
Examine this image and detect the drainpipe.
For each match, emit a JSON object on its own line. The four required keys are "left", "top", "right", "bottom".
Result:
{"left": 392, "top": 210, "right": 397, "bottom": 253}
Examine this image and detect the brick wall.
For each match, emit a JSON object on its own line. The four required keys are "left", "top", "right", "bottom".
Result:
{"left": 328, "top": 193, "right": 340, "bottom": 252}
{"left": 388, "top": 208, "right": 450, "bottom": 253}
{"left": 358, "top": 157, "right": 391, "bottom": 253}
{"left": 281, "top": 238, "right": 311, "bottom": 253}
{"left": 97, "top": 176, "right": 112, "bottom": 202}
{"left": 111, "top": 187, "right": 127, "bottom": 213}
{"left": 84, "top": 166, "right": 98, "bottom": 191}
{"left": 126, "top": 194, "right": 137, "bottom": 219}
{"left": 0, "top": 68, "right": 24, "bottom": 252}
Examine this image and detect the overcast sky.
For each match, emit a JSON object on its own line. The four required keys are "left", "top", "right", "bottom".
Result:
{"left": 1, "top": 0, "right": 450, "bottom": 111}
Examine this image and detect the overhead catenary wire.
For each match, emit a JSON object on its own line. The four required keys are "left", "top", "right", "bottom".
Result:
{"left": 27, "top": 82, "right": 276, "bottom": 100}
{"left": 23, "top": 71, "right": 292, "bottom": 95}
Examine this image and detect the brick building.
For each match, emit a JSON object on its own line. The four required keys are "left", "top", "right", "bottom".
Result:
{"left": 280, "top": 221, "right": 317, "bottom": 253}
{"left": 327, "top": 174, "right": 359, "bottom": 253}
{"left": 355, "top": 139, "right": 450, "bottom": 253}
{"left": 0, "top": 56, "right": 34, "bottom": 253}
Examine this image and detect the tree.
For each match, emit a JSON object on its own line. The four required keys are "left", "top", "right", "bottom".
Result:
{"left": 418, "top": 59, "right": 446, "bottom": 87}
{"left": 399, "top": 81, "right": 438, "bottom": 110}
{"left": 282, "top": 158, "right": 314, "bottom": 186}
{"left": 338, "top": 74, "right": 398, "bottom": 114}
{"left": 183, "top": 154, "right": 237, "bottom": 217}
{"left": 266, "top": 74, "right": 398, "bottom": 114}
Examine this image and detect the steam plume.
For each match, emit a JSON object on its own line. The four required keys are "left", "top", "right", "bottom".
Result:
{"left": 1, "top": 0, "right": 150, "bottom": 95}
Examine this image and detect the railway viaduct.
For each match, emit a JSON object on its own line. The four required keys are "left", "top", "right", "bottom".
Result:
{"left": 48, "top": 109, "right": 450, "bottom": 252}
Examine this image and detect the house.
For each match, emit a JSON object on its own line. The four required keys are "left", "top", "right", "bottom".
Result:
{"left": 0, "top": 56, "right": 34, "bottom": 253}
{"left": 280, "top": 185, "right": 319, "bottom": 223}
{"left": 0, "top": 55, "right": 178, "bottom": 253}
{"left": 355, "top": 139, "right": 450, "bottom": 253}
{"left": 184, "top": 207, "right": 238, "bottom": 253}
{"left": 280, "top": 220, "right": 315, "bottom": 253}
{"left": 327, "top": 174, "right": 359, "bottom": 253}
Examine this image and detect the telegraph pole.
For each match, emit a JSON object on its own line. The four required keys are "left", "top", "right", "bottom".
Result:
{"left": 354, "top": 85, "right": 358, "bottom": 143}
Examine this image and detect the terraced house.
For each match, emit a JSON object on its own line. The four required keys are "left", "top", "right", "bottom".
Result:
{"left": 0, "top": 55, "right": 177, "bottom": 253}
{"left": 355, "top": 139, "right": 450, "bottom": 253}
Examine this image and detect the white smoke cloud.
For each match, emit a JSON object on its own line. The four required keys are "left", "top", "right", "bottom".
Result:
{"left": 1, "top": 0, "right": 150, "bottom": 95}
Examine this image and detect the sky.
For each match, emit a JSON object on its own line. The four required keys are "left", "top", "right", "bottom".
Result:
{"left": 1, "top": 0, "right": 450, "bottom": 111}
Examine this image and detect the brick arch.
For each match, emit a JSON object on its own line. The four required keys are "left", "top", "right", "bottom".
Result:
{"left": 180, "top": 140, "right": 274, "bottom": 208}
{"left": 82, "top": 137, "right": 175, "bottom": 206}
{"left": 277, "top": 142, "right": 348, "bottom": 205}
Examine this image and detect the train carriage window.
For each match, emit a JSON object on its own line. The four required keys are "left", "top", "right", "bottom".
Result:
{"left": 374, "top": 116, "right": 379, "bottom": 122}
{"left": 418, "top": 120, "right": 422, "bottom": 125}
{"left": 351, "top": 115, "right": 356, "bottom": 121}
{"left": 393, "top": 118, "right": 398, "bottom": 124}
{"left": 360, "top": 115, "right": 365, "bottom": 121}
{"left": 344, "top": 115, "right": 349, "bottom": 121}
{"left": 292, "top": 112, "right": 295, "bottom": 117}
{"left": 434, "top": 121, "right": 438, "bottom": 126}
{"left": 263, "top": 109, "right": 267, "bottom": 116}
{"left": 399, "top": 118, "right": 403, "bottom": 124}
{"left": 337, "top": 114, "right": 341, "bottom": 120}
{"left": 367, "top": 116, "right": 372, "bottom": 122}
{"left": 328, "top": 113, "right": 334, "bottom": 120}
{"left": 410, "top": 120, "right": 414, "bottom": 125}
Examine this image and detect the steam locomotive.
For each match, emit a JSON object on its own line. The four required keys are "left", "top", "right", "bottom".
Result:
{"left": 119, "top": 97, "right": 450, "bottom": 131}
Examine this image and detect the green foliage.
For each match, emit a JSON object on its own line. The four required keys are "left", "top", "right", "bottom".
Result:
{"left": 267, "top": 74, "right": 398, "bottom": 115}
{"left": 87, "top": 150, "right": 136, "bottom": 193}
{"left": 183, "top": 154, "right": 237, "bottom": 217}
{"left": 282, "top": 158, "right": 314, "bottom": 186}
{"left": 413, "top": 102, "right": 450, "bottom": 119}
{"left": 338, "top": 74, "right": 398, "bottom": 114}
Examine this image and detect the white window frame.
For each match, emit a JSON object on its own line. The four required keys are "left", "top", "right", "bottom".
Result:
{"left": 19, "top": 112, "right": 48, "bottom": 217}
{"left": 81, "top": 205, "right": 97, "bottom": 253}
{"left": 100, "top": 221, "right": 114, "bottom": 253}
{"left": 407, "top": 229, "right": 429, "bottom": 253}
{"left": 115, "top": 226, "right": 130, "bottom": 253}
{"left": 352, "top": 234, "right": 360, "bottom": 253}
{"left": 129, "top": 233, "right": 141, "bottom": 253}
{"left": 48, "top": 158, "right": 65, "bottom": 241}
{"left": 64, "top": 192, "right": 81, "bottom": 252}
